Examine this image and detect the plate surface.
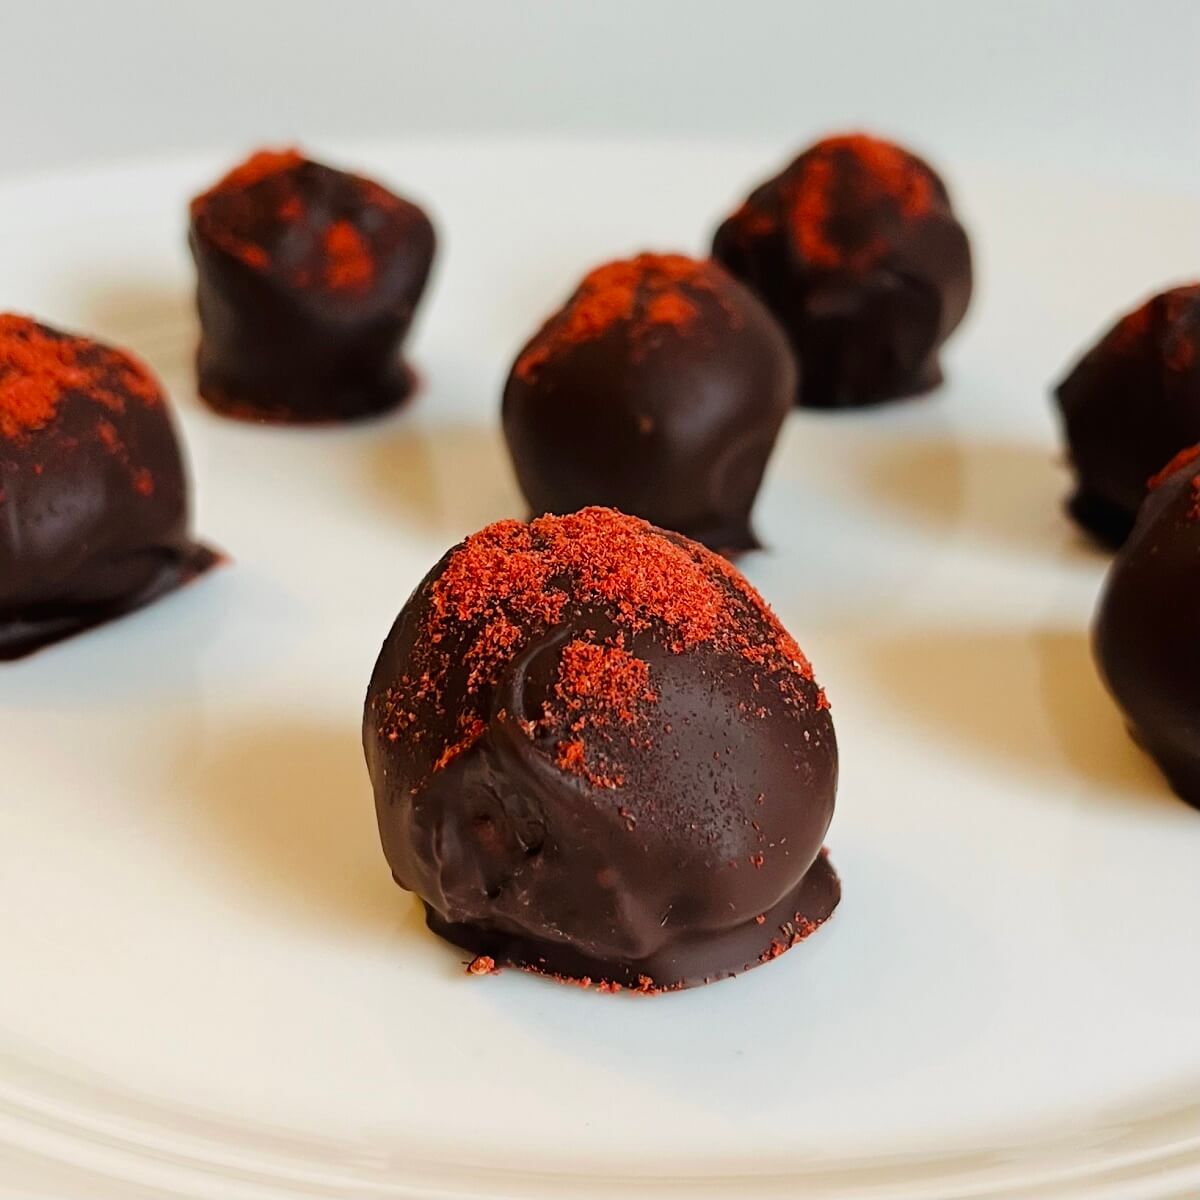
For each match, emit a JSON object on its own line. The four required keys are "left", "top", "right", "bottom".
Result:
{"left": 2, "top": 141, "right": 1200, "bottom": 1200}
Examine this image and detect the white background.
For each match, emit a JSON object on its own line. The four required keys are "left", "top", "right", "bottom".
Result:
{"left": 3, "top": 0, "right": 1199, "bottom": 190}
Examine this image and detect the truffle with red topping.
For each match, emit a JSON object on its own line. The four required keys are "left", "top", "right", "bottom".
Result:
{"left": 363, "top": 507, "right": 839, "bottom": 990}
{"left": 712, "top": 133, "right": 972, "bottom": 408}
{"left": 502, "top": 253, "right": 795, "bottom": 552}
{"left": 189, "top": 148, "right": 436, "bottom": 422}
{"left": 1056, "top": 285, "right": 1200, "bottom": 547}
{"left": 0, "top": 315, "right": 218, "bottom": 659}
{"left": 1095, "top": 443, "right": 1200, "bottom": 807}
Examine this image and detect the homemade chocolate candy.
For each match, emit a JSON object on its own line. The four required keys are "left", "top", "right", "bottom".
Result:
{"left": 189, "top": 149, "right": 436, "bottom": 422}
{"left": 1056, "top": 284, "right": 1200, "bottom": 547}
{"left": 0, "top": 315, "right": 218, "bottom": 659}
{"left": 1095, "top": 444, "right": 1200, "bottom": 808}
{"left": 712, "top": 133, "right": 972, "bottom": 408}
{"left": 363, "top": 507, "right": 840, "bottom": 991}
{"left": 502, "top": 253, "right": 795, "bottom": 552}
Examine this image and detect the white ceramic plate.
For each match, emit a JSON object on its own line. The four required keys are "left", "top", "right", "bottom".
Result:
{"left": 2, "top": 141, "right": 1200, "bottom": 1200}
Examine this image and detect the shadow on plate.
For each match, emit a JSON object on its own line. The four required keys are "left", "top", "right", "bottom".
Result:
{"left": 460, "top": 839, "right": 993, "bottom": 1119}
{"left": 857, "top": 433, "right": 1105, "bottom": 562}
{"left": 80, "top": 280, "right": 196, "bottom": 380}
{"left": 179, "top": 717, "right": 418, "bottom": 941}
{"left": 857, "top": 625, "right": 1167, "bottom": 806}
{"left": 365, "top": 422, "right": 523, "bottom": 542}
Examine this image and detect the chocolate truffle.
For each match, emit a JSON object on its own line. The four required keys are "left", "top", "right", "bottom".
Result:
{"left": 1094, "top": 444, "right": 1200, "bottom": 807}
{"left": 0, "top": 315, "right": 218, "bottom": 660}
{"left": 363, "top": 507, "right": 839, "bottom": 991}
{"left": 1055, "top": 285, "right": 1200, "bottom": 547}
{"left": 189, "top": 149, "right": 436, "bottom": 422}
{"left": 502, "top": 254, "right": 795, "bottom": 553}
{"left": 712, "top": 133, "right": 973, "bottom": 408}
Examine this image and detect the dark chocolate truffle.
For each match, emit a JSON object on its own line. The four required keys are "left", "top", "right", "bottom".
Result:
{"left": 1094, "top": 444, "right": 1200, "bottom": 807}
{"left": 189, "top": 149, "right": 436, "bottom": 423}
{"left": 1055, "top": 285, "right": 1200, "bottom": 547}
{"left": 502, "top": 254, "right": 795, "bottom": 552}
{"left": 0, "top": 314, "right": 218, "bottom": 660}
{"left": 712, "top": 132, "right": 973, "bottom": 408}
{"left": 363, "top": 507, "right": 839, "bottom": 991}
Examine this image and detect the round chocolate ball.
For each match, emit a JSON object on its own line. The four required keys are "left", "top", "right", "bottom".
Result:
{"left": 1055, "top": 284, "right": 1200, "bottom": 547}
{"left": 0, "top": 314, "right": 218, "bottom": 659}
{"left": 189, "top": 148, "right": 436, "bottom": 423}
{"left": 363, "top": 507, "right": 840, "bottom": 990}
{"left": 1095, "top": 444, "right": 1200, "bottom": 808}
{"left": 712, "top": 132, "right": 972, "bottom": 409}
{"left": 501, "top": 253, "right": 795, "bottom": 553}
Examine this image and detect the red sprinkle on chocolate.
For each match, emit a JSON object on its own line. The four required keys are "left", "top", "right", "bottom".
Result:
{"left": 191, "top": 148, "right": 397, "bottom": 292}
{"left": 0, "top": 315, "right": 160, "bottom": 442}
{"left": 789, "top": 134, "right": 936, "bottom": 272}
{"left": 375, "top": 508, "right": 818, "bottom": 782}
{"left": 323, "top": 220, "right": 375, "bottom": 292}
{"left": 1148, "top": 444, "right": 1200, "bottom": 491}
{"left": 515, "top": 254, "right": 722, "bottom": 382}
{"left": 466, "top": 955, "right": 499, "bottom": 976}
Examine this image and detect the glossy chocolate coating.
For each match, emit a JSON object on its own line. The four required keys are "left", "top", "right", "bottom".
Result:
{"left": 0, "top": 316, "right": 218, "bottom": 660}
{"left": 1056, "top": 285, "right": 1200, "bottom": 547}
{"left": 190, "top": 150, "right": 436, "bottom": 423}
{"left": 502, "top": 254, "right": 795, "bottom": 553}
{"left": 1095, "top": 445, "right": 1200, "bottom": 807}
{"left": 363, "top": 509, "right": 839, "bottom": 990}
{"left": 712, "top": 133, "right": 972, "bottom": 408}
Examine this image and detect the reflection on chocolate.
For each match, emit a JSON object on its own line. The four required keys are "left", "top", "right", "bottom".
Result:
{"left": 0, "top": 315, "right": 218, "bottom": 660}
{"left": 712, "top": 133, "right": 972, "bottom": 409}
{"left": 1056, "top": 285, "right": 1200, "bottom": 547}
{"left": 363, "top": 507, "right": 839, "bottom": 991}
{"left": 502, "top": 254, "right": 795, "bottom": 553}
{"left": 1095, "top": 444, "right": 1200, "bottom": 808}
{"left": 189, "top": 149, "right": 436, "bottom": 423}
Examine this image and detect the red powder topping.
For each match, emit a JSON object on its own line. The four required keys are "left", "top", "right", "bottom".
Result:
{"left": 323, "top": 220, "right": 374, "bottom": 292}
{"left": 375, "top": 508, "right": 822, "bottom": 785}
{"left": 191, "top": 148, "right": 392, "bottom": 293}
{"left": 547, "top": 638, "right": 657, "bottom": 789}
{"left": 200, "top": 148, "right": 305, "bottom": 198}
{"left": 786, "top": 134, "right": 936, "bottom": 272}
{"left": 465, "top": 955, "right": 499, "bottom": 976}
{"left": 1111, "top": 300, "right": 1154, "bottom": 354}
{"left": 555, "top": 638, "right": 655, "bottom": 725}
{"left": 515, "top": 254, "right": 720, "bottom": 382}
{"left": 0, "top": 315, "right": 160, "bottom": 442}
{"left": 1148, "top": 444, "right": 1200, "bottom": 491}
{"left": 1110, "top": 285, "right": 1200, "bottom": 365}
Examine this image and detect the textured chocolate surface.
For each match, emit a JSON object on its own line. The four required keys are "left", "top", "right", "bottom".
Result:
{"left": 712, "top": 133, "right": 972, "bottom": 409}
{"left": 190, "top": 149, "right": 435, "bottom": 423}
{"left": 363, "top": 508, "right": 839, "bottom": 990}
{"left": 1095, "top": 445, "right": 1200, "bottom": 808}
{"left": 1056, "top": 285, "right": 1200, "bottom": 547}
{"left": 502, "top": 254, "right": 795, "bottom": 552}
{"left": 0, "top": 315, "right": 218, "bottom": 660}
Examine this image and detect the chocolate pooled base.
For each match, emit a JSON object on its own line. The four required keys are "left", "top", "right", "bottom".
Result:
{"left": 189, "top": 149, "right": 436, "bottom": 424}
{"left": 1056, "top": 284, "right": 1200, "bottom": 548}
{"left": 502, "top": 254, "right": 796, "bottom": 554}
{"left": 712, "top": 132, "right": 972, "bottom": 409}
{"left": 0, "top": 315, "right": 219, "bottom": 661}
{"left": 1094, "top": 444, "right": 1200, "bottom": 808}
{"left": 363, "top": 509, "right": 840, "bottom": 991}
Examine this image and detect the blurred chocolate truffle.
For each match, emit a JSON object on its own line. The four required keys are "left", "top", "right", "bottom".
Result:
{"left": 502, "top": 253, "right": 794, "bottom": 553}
{"left": 712, "top": 133, "right": 972, "bottom": 408}
{"left": 363, "top": 507, "right": 839, "bottom": 990}
{"left": 1055, "top": 285, "right": 1200, "bottom": 547}
{"left": 1095, "top": 444, "right": 1200, "bottom": 807}
{"left": 0, "top": 314, "right": 218, "bottom": 659}
{"left": 189, "top": 148, "right": 435, "bottom": 422}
